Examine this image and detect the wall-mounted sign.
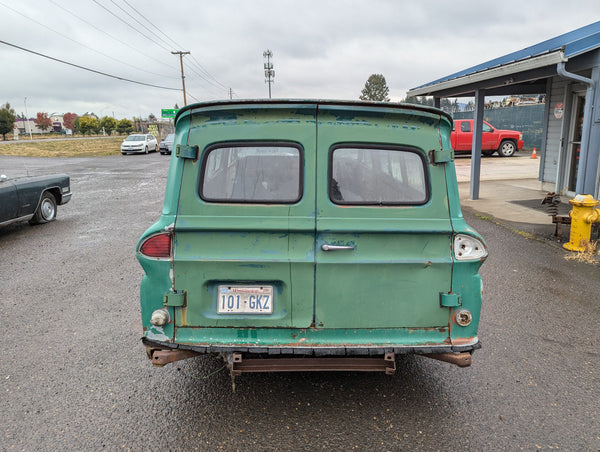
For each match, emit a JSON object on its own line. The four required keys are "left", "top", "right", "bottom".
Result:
{"left": 554, "top": 103, "right": 564, "bottom": 119}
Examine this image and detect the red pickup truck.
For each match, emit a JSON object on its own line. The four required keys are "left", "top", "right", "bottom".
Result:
{"left": 451, "top": 119, "right": 524, "bottom": 157}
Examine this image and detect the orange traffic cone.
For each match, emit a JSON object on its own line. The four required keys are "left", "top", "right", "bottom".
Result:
{"left": 531, "top": 148, "right": 537, "bottom": 159}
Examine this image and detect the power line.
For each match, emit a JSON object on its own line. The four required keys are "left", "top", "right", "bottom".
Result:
{"left": 91, "top": 0, "right": 171, "bottom": 53}
{"left": 187, "top": 92, "right": 202, "bottom": 103}
{"left": 107, "top": 0, "right": 175, "bottom": 52}
{"left": 121, "top": 0, "right": 183, "bottom": 51}
{"left": 93, "top": 0, "right": 227, "bottom": 95}
{"left": 188, "top": 55, "right": 228, "bottom": 89}
{"left": 0, "top": 39, "right": 181, "bottom": 91}
{"left": 0, "top": 0, "right": 174, "bottom": 79}
{"left": 116, "top": 0, "right": 230, "bottom": 93}
{"left": 182, "top": 61, "right": 229, "bottom": 94}
{"left": 48, "top": 0, "right": 177, "bottom": 74}
{"left": 3, "top": 0, "right": 234, "bottom": 101}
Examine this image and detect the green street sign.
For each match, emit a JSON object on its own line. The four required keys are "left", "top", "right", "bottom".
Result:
{"left": 161, "top": 108, "right": 179, "bottom": 118}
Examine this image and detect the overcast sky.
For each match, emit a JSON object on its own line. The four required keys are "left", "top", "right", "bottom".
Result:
{"left": 1, "top": 0, "right": 599, "bottom": 120}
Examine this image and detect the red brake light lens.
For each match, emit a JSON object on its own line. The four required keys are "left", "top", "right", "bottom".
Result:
{"left": 139, "top": 233, "right": 172, "bottom": 258}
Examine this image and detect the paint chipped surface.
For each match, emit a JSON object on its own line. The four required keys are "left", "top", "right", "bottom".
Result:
{"left": 146, "top": 326, "right": 170, "bottom": 342}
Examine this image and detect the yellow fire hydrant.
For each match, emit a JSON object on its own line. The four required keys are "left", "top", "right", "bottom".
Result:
{"left": 563, "top": 194, "right": 600, "bottom": 251}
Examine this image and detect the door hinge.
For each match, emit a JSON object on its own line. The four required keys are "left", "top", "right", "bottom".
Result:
{"left": 176, "top": 144, "right": 199, "bottom": 159}
{"left": 163, "top": 290, "right": 186, "bottom": 307}
{"left": 440, "top": 292, "right": 461, "bottom": 307}
{"left": 429, "top": 148, "right": 454, "bottom": 164}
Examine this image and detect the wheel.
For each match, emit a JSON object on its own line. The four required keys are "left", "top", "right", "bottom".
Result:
{"left": 30, "top": 192, "right": 57, "bottom": 224}
{"left": 497, "top": 140, "right": 516, "bottom": 157}
{"left": 145, "top": 146, "right": 149, "bottom": 154}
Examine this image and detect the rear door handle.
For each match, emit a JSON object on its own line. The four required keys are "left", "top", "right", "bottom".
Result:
{"left": 321, "top": 244, "right": 355, "bottom": 251}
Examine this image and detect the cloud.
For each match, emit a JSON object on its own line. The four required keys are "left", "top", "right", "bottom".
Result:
{"left": 1, "top": 0, "right": 599, "bottom": 118}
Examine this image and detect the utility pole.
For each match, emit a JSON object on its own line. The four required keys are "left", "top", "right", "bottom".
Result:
{"left": 263, "top": 50, "right": 274, "bottom": 99}
{"left": 172, "top": 51, "right": 190, "bottom": 106}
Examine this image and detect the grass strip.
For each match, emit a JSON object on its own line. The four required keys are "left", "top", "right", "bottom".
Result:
{"left": 0, "top": 137, "right": 124, "bottom": 157}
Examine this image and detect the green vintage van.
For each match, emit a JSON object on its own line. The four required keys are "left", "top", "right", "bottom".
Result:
{"left": 137, "top": 100, "right": 487, "bottom": 374}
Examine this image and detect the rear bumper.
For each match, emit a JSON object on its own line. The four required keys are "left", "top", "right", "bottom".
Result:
{"left": 59, "top": 192, "right": 72, "bottom": 205}
{"left": 143, "top": 336, "right": 480, "bottom": 356}
{"left": 142, "top": 337, "right": 481, "bottom": 370}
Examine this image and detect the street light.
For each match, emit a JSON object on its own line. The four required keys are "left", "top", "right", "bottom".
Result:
{"left": 24, "top": 97, "right": 33, "bottom": 140}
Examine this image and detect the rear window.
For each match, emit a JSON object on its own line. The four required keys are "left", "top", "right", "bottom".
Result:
{"left": 329, "top": 146, "right": 428, "bottom": 205}
{"left": 200, "top": 144, "right": 302, "bottom": 203}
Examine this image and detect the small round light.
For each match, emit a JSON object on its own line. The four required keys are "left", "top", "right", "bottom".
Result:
{"left": 150, "top": 308, "right": 170, "bottom": 326}
{"left": 454, "top": 309, "right": 472, "bottom": 327}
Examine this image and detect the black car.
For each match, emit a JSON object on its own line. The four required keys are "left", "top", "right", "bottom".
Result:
{"left": 0, "top": 174, "right": 72, "bottom": 227}
{"left": 159, "top": 133, "right": 175, "bottom": 155}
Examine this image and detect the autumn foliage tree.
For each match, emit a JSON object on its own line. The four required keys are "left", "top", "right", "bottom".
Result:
{"left": 116, "top": 118, "right": 133, "bottom": 135}
{"left": 34, "top": 112, "right": 53, "bottom": 132}
{"left": 63, "top": 112, "right": 77, "bottom": 132}
{"left": 99, "top": 116, "right": 117, "bottom": 135}
{"left": 78, "top": 116, "right": 100, "bottom": 135}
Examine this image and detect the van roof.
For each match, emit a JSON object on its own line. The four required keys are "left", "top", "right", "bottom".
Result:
{"left": 175, "top": 99, "right": 452, "bottom": 124}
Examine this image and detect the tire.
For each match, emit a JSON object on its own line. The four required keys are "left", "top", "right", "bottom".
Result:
{"left": 145, "top": 146, "right": 149, "bottom": 154}
{"left": 30, "top": 192, "right": 57, "bottom": 224}
{"left": 497, "top": 140, "right": 516, "bottom": 157}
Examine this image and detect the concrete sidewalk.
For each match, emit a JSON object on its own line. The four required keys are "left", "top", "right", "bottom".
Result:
{"left": 454, "top": 155, "right": 572, "bottom": 243}
{"left": 458, "top": 178, "right": 569, "bottom": 242}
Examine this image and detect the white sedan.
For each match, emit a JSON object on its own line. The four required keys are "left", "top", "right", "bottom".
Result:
{"left": 121, "top": 134, "right": 159, "bottom": 155}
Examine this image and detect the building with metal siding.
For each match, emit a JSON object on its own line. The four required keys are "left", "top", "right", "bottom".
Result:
{"left": 408, "top": 21, "right": 600, "bottom": 200}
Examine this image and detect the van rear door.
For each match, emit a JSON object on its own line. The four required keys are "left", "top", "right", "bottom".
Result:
{"left": 314, "top": 105, "right": 453, "bottom": 329}
{"left": 172, "top": 104, "right": 317, "bottom": 330}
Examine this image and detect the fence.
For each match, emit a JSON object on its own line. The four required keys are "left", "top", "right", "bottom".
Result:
{"left": 453, "top": 104, "right": 544, "bottom": 151}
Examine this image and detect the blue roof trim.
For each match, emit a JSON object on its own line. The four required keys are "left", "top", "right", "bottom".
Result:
{"left": 565, "top": 30, "right": 600, "bottom": 57}
{"left": 414, "top": 21, "right": 600, "bottom": 90}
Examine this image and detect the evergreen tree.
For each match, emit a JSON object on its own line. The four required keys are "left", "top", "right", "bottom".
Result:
{"left": 0, "top": 102, "right": 17, "bottom": 140}
{"left": 359, "top": 74, "right": 390, "bottom": 102}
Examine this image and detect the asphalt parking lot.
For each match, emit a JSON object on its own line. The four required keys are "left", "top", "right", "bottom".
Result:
{"left": 1, "top": 153, "right": 599, "bottom": 451}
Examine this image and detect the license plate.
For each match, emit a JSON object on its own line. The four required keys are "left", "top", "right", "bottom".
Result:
{"left": 217, "top": 285, "right": 273, "bottom": 314}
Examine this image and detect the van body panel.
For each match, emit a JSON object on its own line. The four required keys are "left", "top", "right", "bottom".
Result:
{"left": 136, "top": 100, "right": 487, "bottom": 368}
{"left": 173, "top": 326, "right": 455, "bottom": 348}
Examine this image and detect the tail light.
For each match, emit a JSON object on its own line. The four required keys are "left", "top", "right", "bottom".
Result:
{"left": 453, "top": 234, "right": 487, "bottom": 261}
{"left": 139, "top": 232, "right": 172, "bottom": 258}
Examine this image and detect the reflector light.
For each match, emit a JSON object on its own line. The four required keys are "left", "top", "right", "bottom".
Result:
{"left": 454, "top": 309, "right": 473, "bottom": 326}
{"left": 454, "top": 234, "right": 487, "bottom": 261}
{"left": 139, "top": 233, "right": 172, "bottom": 258}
